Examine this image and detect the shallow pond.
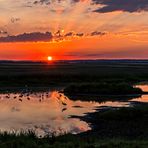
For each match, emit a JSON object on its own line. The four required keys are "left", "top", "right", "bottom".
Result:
{"left": 132, "top": 84, "right": 148, "bottom": 102}
{"left": 0, "top": 85, "right": 147, "bottom": 137}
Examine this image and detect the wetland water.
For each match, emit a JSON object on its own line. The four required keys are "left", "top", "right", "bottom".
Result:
{"left": 0, "top": 85, "right": 147, "bottom": 137}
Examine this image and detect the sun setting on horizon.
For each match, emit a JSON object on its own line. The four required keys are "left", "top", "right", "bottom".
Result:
{"left": 0, "top": 0, "right": 148, "bottom": 145}
{"left": 0, "top": 0, "right": 147, "bottom": 60}
{"left": 47, "top": 56, "right": 53, "bottom": 61}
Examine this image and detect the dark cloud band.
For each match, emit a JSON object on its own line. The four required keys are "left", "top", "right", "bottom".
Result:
{"left": 32, "top": 0, "right": 148, "bottom": 13}
{"left": 0, "top": 30, "right": 106, "bottom": 42}
{"left": 92, "top": 0, "right": 148, "bottom": 13}
{"left": 0, "top": 32, "right": 52, "bottom": 42}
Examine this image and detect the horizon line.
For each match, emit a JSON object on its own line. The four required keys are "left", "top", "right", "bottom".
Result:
{"left": 0, "top": 58, "right": 148, "bottom": 62}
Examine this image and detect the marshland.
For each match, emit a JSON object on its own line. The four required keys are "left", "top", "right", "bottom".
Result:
{"left": 0, "top": 60, "right": 148, "bottom": 147}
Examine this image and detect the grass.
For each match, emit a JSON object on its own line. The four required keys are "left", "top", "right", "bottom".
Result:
{"left": 0, "top": 132, "right": 148, "bottom": 148}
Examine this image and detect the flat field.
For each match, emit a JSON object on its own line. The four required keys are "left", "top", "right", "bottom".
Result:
{"left": 0, "top": 60, "right": 148, "bottom": 87}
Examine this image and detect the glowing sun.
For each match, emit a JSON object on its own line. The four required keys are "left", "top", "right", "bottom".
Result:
{"left": 47, "top": 56, "right": 53, "bottom": 61}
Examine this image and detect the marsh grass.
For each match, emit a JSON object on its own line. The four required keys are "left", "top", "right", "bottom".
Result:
{"left": 0, "top": 132, "right": 148, "bottom": 148}
{"left": 0, "top": 61, "right": 148, "bottom": 147}
{"left": 63, "top": 82, "right": 143, "bottom": 102}
{"left": 1, "top": 60, "right": 148, "bottom": 87}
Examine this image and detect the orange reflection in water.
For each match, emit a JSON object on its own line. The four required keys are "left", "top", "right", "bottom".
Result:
{"left": 0, "top": 91, "right": 130, "bottom": 137}
{"left": 130, "top": 95, "right": 148, "bottom": 103}
{"left": 135, "top": 84, "right": 148, "bottom": 92}
{"left": 132, "top": 84, "right": 148, "bottom": 102}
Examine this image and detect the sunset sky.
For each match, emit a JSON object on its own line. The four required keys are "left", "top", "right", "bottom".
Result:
{"left": 0, "top": 0, "right": 148, "bottom": 60}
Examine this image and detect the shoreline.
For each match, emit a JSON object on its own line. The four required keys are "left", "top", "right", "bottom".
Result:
{"left": 75, "top": 102, "right": 148, "bottom": 139}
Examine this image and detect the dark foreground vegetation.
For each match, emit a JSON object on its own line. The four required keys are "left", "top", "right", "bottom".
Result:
{"left": 0, "top": 132, "right": 148, "bottom": 148}
{"left": 81, "top": 103, "right": 148, "bottom": 139}
{"left": 0, "top": 103, "right": 148, "bottom": 148}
